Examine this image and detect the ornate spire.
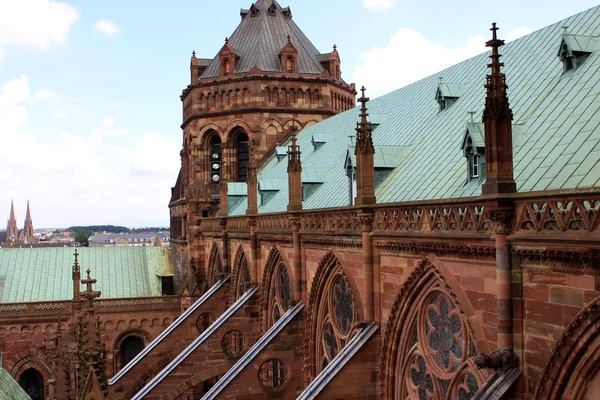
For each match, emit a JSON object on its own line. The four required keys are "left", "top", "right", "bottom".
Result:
{"left": 9, "top": 199, "right": 15, "bottom": 220}
{"left": 483, "top": 23, "right": 512, "bottom": 123}
{"left": 287, "top": 126, "right": 302, "bottom": 173}
{"left": 482, "top": 23, "right": 516, "bottom": 195}
{"left": 25, "top": 200, "right": 31, "bottom": 222}
{"left": 355, "top": 86, "right": 374, "bottom": 155}
{"left": 354, "top": 86, "right": 376, "bottom": 206}
{"left": 81, "top": 268, "right": 101, "bottom": 305}
{"left": 287, "top": 125, "right": 303, "bottom": 212}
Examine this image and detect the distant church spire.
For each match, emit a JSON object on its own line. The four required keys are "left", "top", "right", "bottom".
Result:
{"left": 23, "top": 200, "right": 34, "bottom": 244}
{"left": 6, "top": 200, "right": 18, "bottom": 243}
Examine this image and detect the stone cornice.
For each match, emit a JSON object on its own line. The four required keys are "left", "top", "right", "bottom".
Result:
{"left": 181, "top": 74, "right": 356, "bottom": 100}
{"left": 375, "top": 240, "right": 496, "bottom": 260}
{"left": 181, "top": 106, "right": 337, "bottom": 129}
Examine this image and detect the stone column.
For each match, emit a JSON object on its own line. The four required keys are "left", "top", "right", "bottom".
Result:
{"left": 287, "top": 126, "right": 303, "bottom": 212}
{"left": 358, "top": 213, "right": 374, "bottom": 322}
{"left": 291, "top": 216, "right": 302, "bottom": 303}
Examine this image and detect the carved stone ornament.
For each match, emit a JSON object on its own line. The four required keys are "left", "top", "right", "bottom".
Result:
{"left": 488, "top": 208, "right": 514, "bottom": 235}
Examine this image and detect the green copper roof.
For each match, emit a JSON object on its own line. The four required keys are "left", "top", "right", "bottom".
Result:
{"left": 0, "top": 368, "right": 30, "bottom": 400}
{"left": 0, "top": 247, "right": 175, "bottom": 303}
{"left": 229, "top": 5, "right": 600, "bottom": 216}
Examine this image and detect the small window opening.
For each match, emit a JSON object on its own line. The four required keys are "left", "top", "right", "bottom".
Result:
{"left": 223, "top": 58, "right": 231, "bottom": 76}
{"left": 286, "top": 56, "right": 294, "bottom": 73}
{"left": 472, "top": 154, "right": 480, "bottom": 178}
{"left": 161, "top": 276, "right": 175, "bottom": 295}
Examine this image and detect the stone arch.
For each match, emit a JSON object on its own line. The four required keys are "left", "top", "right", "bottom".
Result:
{"left": 230, "top": 244, "right": 251, "bottom": 302}
{"left": 111, "top": 328, "right": 153, "bottom": 373}
{"left": 223, "top": 120, "right": 253, "bottom": 144}
{"left": 303, "top": 250, "right": 364, "bottom": 383}
{"left": 11, "top": 354, "right": 52, "bottom": 399}
{"left": 10, "top": 350, "right": 53, "bottom": 380}
{"left": 225, "top": 124, "right": 251, "bottom": 182}
{"left": 161, "top": 364, "right": 230, "bottom": 400}
{"left": 207, "top": 240, "right": 227, "bottom": 285}
{"left": 380, "top": 257, "right": 489, "bottom": 400}
{"left": 259, "top": 246, "right": 294, "bottom": 333}
{"left": 534, "top": 295, "right": 600, "bottom": 400}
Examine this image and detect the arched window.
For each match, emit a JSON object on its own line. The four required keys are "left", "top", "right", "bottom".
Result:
{"left": 208, "top": 135, "right": 222, "bottom": 185}
{"left": 267, "top": 259, "right": 292, "bottom": 327}
{"left": 208, "top": 244, "right": 227, "bottom": 285}
{"left": 286, "top": 56, "right": 294, "bottom": 73}
{"left": 307, "top": 253, "right": 359, "bottom": 378}
{"left": 233, "top": 250, "right": 250, "bottom": 300}
{"left": 382, "top": 260, "right": 487, "bottom": 400}
{"left": 223, "top": 58, "right": 231, "bottom": 75}
{"left": 120, "top": 336, "right": 145, "bottom": 367}
{"left": 233, "top": 131, "right": 249, "bottom": 182}
{"left": 19, "top": 368, "right": 44, "bottom": 400}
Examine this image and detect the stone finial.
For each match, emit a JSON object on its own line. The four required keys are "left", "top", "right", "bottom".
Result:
{"left": 192, "top": 50, "right": 196, "bottom": 57}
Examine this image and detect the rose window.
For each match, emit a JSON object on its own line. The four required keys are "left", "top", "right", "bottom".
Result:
{"left": 395, "top": 291, "right": 485, "bottom": 400}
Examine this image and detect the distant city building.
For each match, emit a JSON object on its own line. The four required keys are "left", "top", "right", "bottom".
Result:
{"left": 88, "top": 232, "right": 170, "bottom": 247}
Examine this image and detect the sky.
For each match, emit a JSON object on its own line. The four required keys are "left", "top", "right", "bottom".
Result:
{"left": 0, "top": 0, "right": 598, "bottom": 228}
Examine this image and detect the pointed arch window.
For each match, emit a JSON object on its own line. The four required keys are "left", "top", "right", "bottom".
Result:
{"left": 233, "top": 252, "right": 251, "bottom": 300}
{"left": 316, "top": 272, "right": 357, "bottom": 372}
{"left": 394, "top": 291, "right": 483, "bottom": 400}
{"left": 267, "top": 261, "right": 292, "bottom": 327}
{"left": 19, "top": 368, "right": 44, "bottom": 400}
{"left": 208, "top": 134, "right": 222, "bottom": 185}
{"left": 208, "top": 245, "right": 226, "bottom": 285}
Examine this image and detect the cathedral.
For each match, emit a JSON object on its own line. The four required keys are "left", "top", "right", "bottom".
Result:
{"left": 2, "top": 201, "right": 35, "bottom": 246}
{"left": 1, "top": 1, "right": 600, "bottom": 399}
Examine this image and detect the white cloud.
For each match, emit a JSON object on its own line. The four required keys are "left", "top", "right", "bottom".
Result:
{"left": 53, "top": 111, "right": 68, "bottom": 119}
{"left": 506, "top": 27, "right": 533, "bottom": 42}
{"left": 0, "top": 75, "right": 180, "bottom": 227}
{"left": 93, "top": 19, "right": 120, "bottom": 37}
{"left": 353, "top": 26, "right": 532, "bottom": 98}
{"left": 361, "top": 0, "right": 398, "bottom": 10}
{"left": 0, "top": 0, "right": 78, "bottom": 59}
{"left": 33, "top": 89, "right": 59, "bottom": 100}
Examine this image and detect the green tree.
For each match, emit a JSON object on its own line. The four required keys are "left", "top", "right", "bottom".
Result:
{"left": 74, "top": 230, "right": 93, "bottom": 246}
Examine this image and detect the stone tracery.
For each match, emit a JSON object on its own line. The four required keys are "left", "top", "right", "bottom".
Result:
{"left": 305, "top": 251, "right": 360, "bottom": 380}
{"left": 381, "top": 260, "right": 487, "bottom": 400}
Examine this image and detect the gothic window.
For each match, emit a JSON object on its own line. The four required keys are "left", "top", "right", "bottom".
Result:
{"left": 120, "top": 336, "right": 145, "bottom": 367}
{"left": 19, "top": 368, "right": 44, "bottom": 400}
{"left": 208, "top": 245, "right": 226, "bottom": 285}
{"left": 462, "top": 135, "right": 485, "bottom": 183}
{"left": 233, "top": 251, "right": 251, "bottom": 299}
{"left": 316, "top": 273, "right": 357, "bottom": 372}
{"left": 259, "top": 359, "right": 288, "bottom": 391}
{"left": 267, "top": 261, "right": 292, "bottom": 327}
{"left": 394, "top": 291, "right": 483, "bottom": 400}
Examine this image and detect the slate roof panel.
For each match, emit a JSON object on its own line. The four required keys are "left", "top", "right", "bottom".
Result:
{"left": 0, "top": 368, "right": 30, "bottom": 400}
{"left": 0, "top": 247, "right": 176, "bottom": 303}
{"left": 200, "top": 0, "right": 324, "bottom": 78}
{"left": 226, "top": 6, "right": 600, "bottom": 216}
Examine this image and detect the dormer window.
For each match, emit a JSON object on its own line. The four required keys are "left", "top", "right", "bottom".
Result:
{"left": 250, "top": 4, "right": 259, "bottom": 16}
{"left": 286, "top": 56, "right": 294, "bottom": 73}
{"left": 223, "top": 58, "right": 231, "bottom": 75}
{"left": 436, "top": 80, "right": 466, "bottom": 112}
{"left": 268, "top": 3, "right": 277, "bottom": 16}
{"left": 472, "top": 153, "right": 481, "bottom": 178}
{"left": 462, "top": 122, "right": 486, "bottom": 183}
{"left": 557, "top": 32, "right": 597, "bottom": 74}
